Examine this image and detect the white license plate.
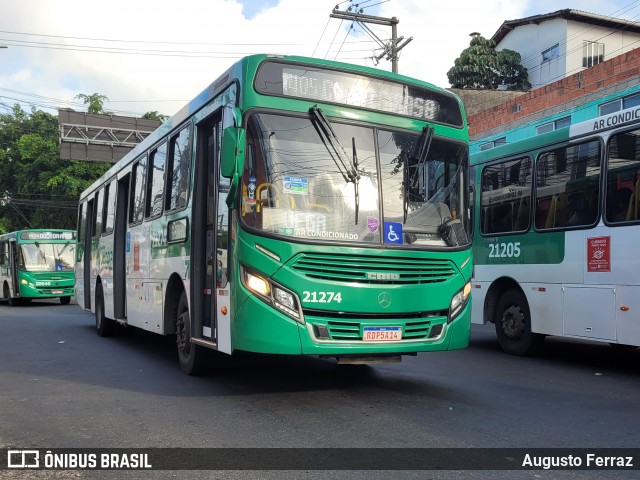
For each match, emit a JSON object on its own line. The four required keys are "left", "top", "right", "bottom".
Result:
{"left": 52, "top": 290, "right": 63, "bottom": 294}
{"left": 362, "top": 326, "right": 402, "bottom": 342}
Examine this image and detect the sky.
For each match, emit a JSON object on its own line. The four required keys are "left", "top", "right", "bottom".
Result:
{"left": 1, "top": 0, "right": 639, "bottom": 119}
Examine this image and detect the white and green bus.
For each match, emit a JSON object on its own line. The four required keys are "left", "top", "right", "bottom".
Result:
{"left": 76, "top": 54, "right": 472, "bottom": 374}
{"left": 471, "top": 105, "right": 640, "bottom": 354}
{"left": 0, "top": 229, "right": 76, "bottom": 305}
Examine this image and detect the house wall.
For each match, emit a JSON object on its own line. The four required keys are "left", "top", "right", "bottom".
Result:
{"left": 496, "top": 18, "right": 640, "bottom": 89}
{"left": 497, "top": 19, "right": 568, "bottom": 88}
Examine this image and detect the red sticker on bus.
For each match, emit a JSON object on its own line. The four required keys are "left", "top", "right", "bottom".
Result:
{"left": 587, "top": 236, "right": 610, "bottom": 272}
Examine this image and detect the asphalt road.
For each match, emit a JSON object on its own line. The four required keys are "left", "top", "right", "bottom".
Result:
{"left": 0, "top": 299, "right": 638, "bottom": 480}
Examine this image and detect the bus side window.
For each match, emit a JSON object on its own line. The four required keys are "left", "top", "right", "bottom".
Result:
{"left": 130, "top": 156, "right": 147, "bottom": 224}
{"left": 166, "top": 127, "right": 191, "bottom": 212}
{"left": 146, "top": 142, "right": 167, "bottom": 219}
{"left": 93, "top": 190, "right": 103, "bottom": 237}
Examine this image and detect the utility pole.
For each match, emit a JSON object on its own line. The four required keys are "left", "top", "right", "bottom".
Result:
{"left": 329, "top": 8, "right": 412, "bottom": 73}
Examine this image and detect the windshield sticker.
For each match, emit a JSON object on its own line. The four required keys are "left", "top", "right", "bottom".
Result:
{"left": 367, "top": 216, "right": 379, "bottom": 233}
{"left": 248, "top": 176, "right": 257, "bottom": 200}
{"left": 384, "top": 222, "right": 403, "bottom": 245}
{"left": 283, "top": 176, "right": 309, "bottom": 195}
{"left": 295, "top": 230, "right": 359, "bottom": 240}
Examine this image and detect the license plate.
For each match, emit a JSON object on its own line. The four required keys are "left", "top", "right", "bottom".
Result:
{"left": 52, "top": 290, "right": 63, "bottom": 294}
{"left": 362, "top": 326, "right": 402, "bottom": 342}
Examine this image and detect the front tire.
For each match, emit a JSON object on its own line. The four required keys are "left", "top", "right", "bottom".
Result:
{"left": 175, "top": 291, "right": 206, "bottom": 375}
{"left": 494, "top": 289, "right": 543, "bottom": 356}
{"left": 95, "top": 284, "right": 115, "bottom": 337}
{"left": 60, "top": 296, "right": 71, "bottom": 305}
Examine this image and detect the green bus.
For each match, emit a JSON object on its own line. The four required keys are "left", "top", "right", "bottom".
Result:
{"left": 471, "top": 105, "right": 640, "bottom": 354}
{"left": 76, "top": 54, "right": 472, "bottom": 374}
{"left": 0, "top": 229, "right": 76, "bottom": 305}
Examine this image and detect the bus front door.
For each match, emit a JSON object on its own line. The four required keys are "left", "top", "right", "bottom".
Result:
{"left": 193, "top": 115, "right": 231, "bottom": 353}
{"left": 113, "top": 174, "right": 129, "bottom": 320}
{"left": 9, "top": 241, "right": 19, "bottom": 299}
{"left": 83, "top": 199, "right": 95, "bottom": 309}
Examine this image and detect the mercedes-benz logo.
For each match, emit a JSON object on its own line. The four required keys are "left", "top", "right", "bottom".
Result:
{"left": 377, "top": 292, "right": 392, "bottom": 309}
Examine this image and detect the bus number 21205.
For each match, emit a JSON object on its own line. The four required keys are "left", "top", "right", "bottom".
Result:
{"left": 488, "top": 241, "right": 521, "bottom": 258}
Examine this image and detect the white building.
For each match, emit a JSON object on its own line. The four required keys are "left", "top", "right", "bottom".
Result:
{"left": 492, "top": 9, "right": 640, "bottom": 89}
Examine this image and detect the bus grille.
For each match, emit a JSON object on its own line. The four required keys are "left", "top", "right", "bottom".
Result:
{"left": 290, "top": 252, "right": 456, "bottom": 284}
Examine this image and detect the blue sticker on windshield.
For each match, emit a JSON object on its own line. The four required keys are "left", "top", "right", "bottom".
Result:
{"left": 384, "top": 222, "right": 403, "bottom": 244}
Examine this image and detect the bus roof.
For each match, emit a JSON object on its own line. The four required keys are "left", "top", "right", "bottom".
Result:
{"left": 471, "top": 104, "right": 640, "bottom": 166}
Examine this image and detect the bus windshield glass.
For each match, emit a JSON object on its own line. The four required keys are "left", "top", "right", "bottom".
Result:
{"left": 19, "top": 243, "right": 75, "bottom": 272}
{"left": 240, "top": 112, "right": 469, "bottom": 248}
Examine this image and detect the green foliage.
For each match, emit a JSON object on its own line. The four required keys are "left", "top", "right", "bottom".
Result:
{"left": 143, "top": 111, "right": 168, "bottom": 123}
{"left": 447, "top": 35, "right": 531, "bottom": 90}
{"left": 75, "top": 92, "right": 112, "bottom": 114}
{"left": 0, "top": 104, "right": 110, "bottom": 232}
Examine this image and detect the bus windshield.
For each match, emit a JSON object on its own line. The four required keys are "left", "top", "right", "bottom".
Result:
{"left": 240, "top": 112, "right": 469, "bottom": 248}
{"left": 19, "top": 243, "right": 75, "bottom": 272}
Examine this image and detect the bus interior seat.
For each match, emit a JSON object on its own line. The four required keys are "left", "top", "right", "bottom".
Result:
{"left": 544, "top": 193, "right": 569, "bottom": 228}
{"left": 625, "top": 180, "right": 640, "bottom": 221}
{"left": 514, "top": 195, "right": 530, "bottom": 230}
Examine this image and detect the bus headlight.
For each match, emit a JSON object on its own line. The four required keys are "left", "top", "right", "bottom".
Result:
{"left": 241, "top": 266, "right": 304, "bottom": 324}
{"left": 245, "top": 271, "right": 270, "bottom": 296}
{"left": 449, "top": 281, "right": 471, "bottom": 323}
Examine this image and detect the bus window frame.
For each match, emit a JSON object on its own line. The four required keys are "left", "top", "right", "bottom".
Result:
{"left": 164, "top": 123, "right": 193, "bottom": 215}
{"left": 145, "top": 140, "right": 168, "bottom": 221}
{"left": 103, "top": 178, "right": 117, "bottom": 236}
{"left": 129, "top": 155, "right": 148, "bottom": 227}
{"left": 92, "top": 190, "right": 102, "bottom": 239}
{"left": 478, "top": 154, "right": 533, "bottom": 237}
{"left": 532, "top": 138, "right": 603, "bottom": 233}
{"left": 602, "top": 125, "right": 640, "bottom": 227}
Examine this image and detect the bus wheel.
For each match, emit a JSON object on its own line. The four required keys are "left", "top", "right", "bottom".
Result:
{"left": 60, "top": 296, "right": 71, "bottom": 305}
{"left": 95, "top": 284, "right": 115, "bottom": 337}
{"left": 494, "top": 290, "right": 543, "bottom": 356}
{"left": 175, "top": 291, "right": 204, "bottom": 375}
{"left": 2, "top": 283, "right": 9, "bottom": 301}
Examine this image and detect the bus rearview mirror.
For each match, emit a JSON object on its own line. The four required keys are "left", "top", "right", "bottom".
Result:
{"left": 221, "top": 127, "right": 246, "bottom": 178}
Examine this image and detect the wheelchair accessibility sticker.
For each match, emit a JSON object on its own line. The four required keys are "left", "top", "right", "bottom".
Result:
{"left": 383, "top": 222, "right": 403, "bottom": 245}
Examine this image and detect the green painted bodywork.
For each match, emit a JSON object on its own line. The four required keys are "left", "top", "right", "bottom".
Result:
{"left": 78, "top": 55, "right": 472, "bottom": 356}
{"left": 231, "top": 229, "right": 472, "bottom": 355}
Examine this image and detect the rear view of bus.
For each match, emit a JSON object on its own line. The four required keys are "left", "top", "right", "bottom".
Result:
{"left": 0, "top": 229, "right": 76, "bottom": 305}
{"left": 77, "top": 55, "right": 472, "bottom": 374}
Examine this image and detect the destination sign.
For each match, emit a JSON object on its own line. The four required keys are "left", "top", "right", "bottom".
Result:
{"left": 20, "top": 231, "right": 76, "bottom": 241}
{"left": 255, "top": 61, "right": 463, "bottom": 127}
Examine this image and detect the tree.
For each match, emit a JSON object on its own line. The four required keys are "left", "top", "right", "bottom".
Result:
{"left": 447, "top": 34, "right": 531, "bottom": 90}
{"left": 75, "top": 92, "right": 112, "bottom": 114}
{"left": 143, "top": 111, "right": 168, "bottom": 123}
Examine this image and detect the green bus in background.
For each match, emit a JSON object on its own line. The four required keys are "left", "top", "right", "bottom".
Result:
{"left": 0, "top": 229, "right": 76, "bottom": 305}
{"left": 471, "top": 105, "right": 640, "bottom": 355}
{"left": 77, "top": 54, "right": 472, "bottom": 374}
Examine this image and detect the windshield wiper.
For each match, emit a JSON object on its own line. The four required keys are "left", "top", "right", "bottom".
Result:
{"left": 404, "top": 125, "right": 434, "bottom": 223}
{"left": 351, "top": 136, "right": 360, "bottom": 225}
{"left": 309, "top": 105, "right": 361, "bottom": 224}
{"left": 309, "top": 106, "right": 359, "bottom": 184}
{"left": 409, "top": 125, "right": 434, "bottom": 190}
